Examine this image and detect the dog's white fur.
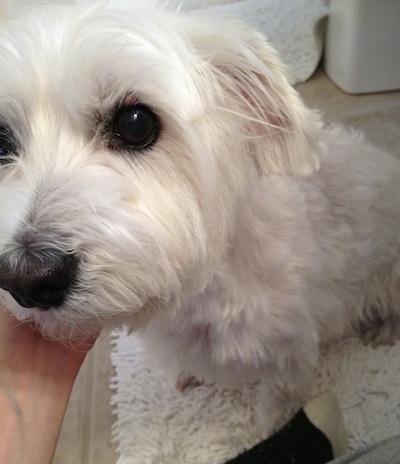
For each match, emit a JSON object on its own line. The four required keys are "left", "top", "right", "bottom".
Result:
{"left": 1, "top": 0, "right": 400, "bottom": 432}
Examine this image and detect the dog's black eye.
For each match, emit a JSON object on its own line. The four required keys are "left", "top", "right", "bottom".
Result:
{"left": 112, "top": 104, "right": 160, "bottom": 150}
{"left": 0, "top": 126, "right": 17, "bottom": 165}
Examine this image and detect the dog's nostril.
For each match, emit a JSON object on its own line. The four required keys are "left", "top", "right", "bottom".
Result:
{"left": 0, "top": 252, "right": 78, "bottom": 310}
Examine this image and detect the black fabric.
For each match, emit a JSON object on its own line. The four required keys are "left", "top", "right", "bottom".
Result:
{"left": 225, "top": 409, "right": 334, "bottom": 464}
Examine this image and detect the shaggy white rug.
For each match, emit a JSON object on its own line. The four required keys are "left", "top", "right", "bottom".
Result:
{"left": 110, "top": 332, "right": 400, "bottom": 464}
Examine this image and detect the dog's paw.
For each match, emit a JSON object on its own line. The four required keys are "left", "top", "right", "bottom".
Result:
{"left": 176, "top": 371, "right": 204, "bottom": 393}
{"left": 357, "top": 314, "right": 400, "bottom": 348}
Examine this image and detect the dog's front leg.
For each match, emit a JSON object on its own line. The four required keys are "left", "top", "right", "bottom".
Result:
{"left": 255, "top": 345, "right": 318, "bottom": 436}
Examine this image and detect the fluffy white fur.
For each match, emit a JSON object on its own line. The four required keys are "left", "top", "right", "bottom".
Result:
{"left": 0, "top": 0, "right": 400, "bottom": 433}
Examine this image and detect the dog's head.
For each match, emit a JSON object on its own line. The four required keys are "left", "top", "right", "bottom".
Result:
{"left": 0, "top": 0, "right": 320, "bottom": 340}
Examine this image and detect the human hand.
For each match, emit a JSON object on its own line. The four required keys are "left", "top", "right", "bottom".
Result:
{"left": 0, "top": 308, "right": 97, "bottom": 392}
{"left": 0, "top": 306, "right": 100, "bottom": 464}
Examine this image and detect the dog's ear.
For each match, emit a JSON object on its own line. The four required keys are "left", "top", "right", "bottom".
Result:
{"left": 193, "top": 21, "right": 321, "bottom": 176}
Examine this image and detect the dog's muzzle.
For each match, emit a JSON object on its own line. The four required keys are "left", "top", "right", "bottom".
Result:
{"left": 0, "top": 251, "right": 78, "bottom": 310}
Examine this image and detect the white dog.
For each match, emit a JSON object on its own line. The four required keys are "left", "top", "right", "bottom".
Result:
{"left": 0, "top": 0, "right": 400, "bottom": 433}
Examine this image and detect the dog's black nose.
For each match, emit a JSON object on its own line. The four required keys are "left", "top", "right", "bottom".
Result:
{"left": 0, "top": 252, "right": 78, "bottom": 310}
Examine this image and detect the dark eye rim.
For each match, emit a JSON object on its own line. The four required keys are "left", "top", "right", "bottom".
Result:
{"left": 110, "top": 103, "right": 161, "bottom": 151}
{"left": 0, "top": 124, "right": 18, "bottom": 166}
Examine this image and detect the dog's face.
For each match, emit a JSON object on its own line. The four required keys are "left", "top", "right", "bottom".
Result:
{"left": 0, "top": 1, "right": 319, "bottom": 340}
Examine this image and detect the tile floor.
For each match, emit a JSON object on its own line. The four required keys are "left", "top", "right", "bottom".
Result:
{"left": 53, "top": 68, "right": 400, "bottom": 463}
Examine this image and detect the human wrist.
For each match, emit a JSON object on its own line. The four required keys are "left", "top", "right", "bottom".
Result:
{"left": 0, "top": 382, "right": 71, "bottom": 464}
{"left": 0, "top": 346, "right": 84, "bottom": 464}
